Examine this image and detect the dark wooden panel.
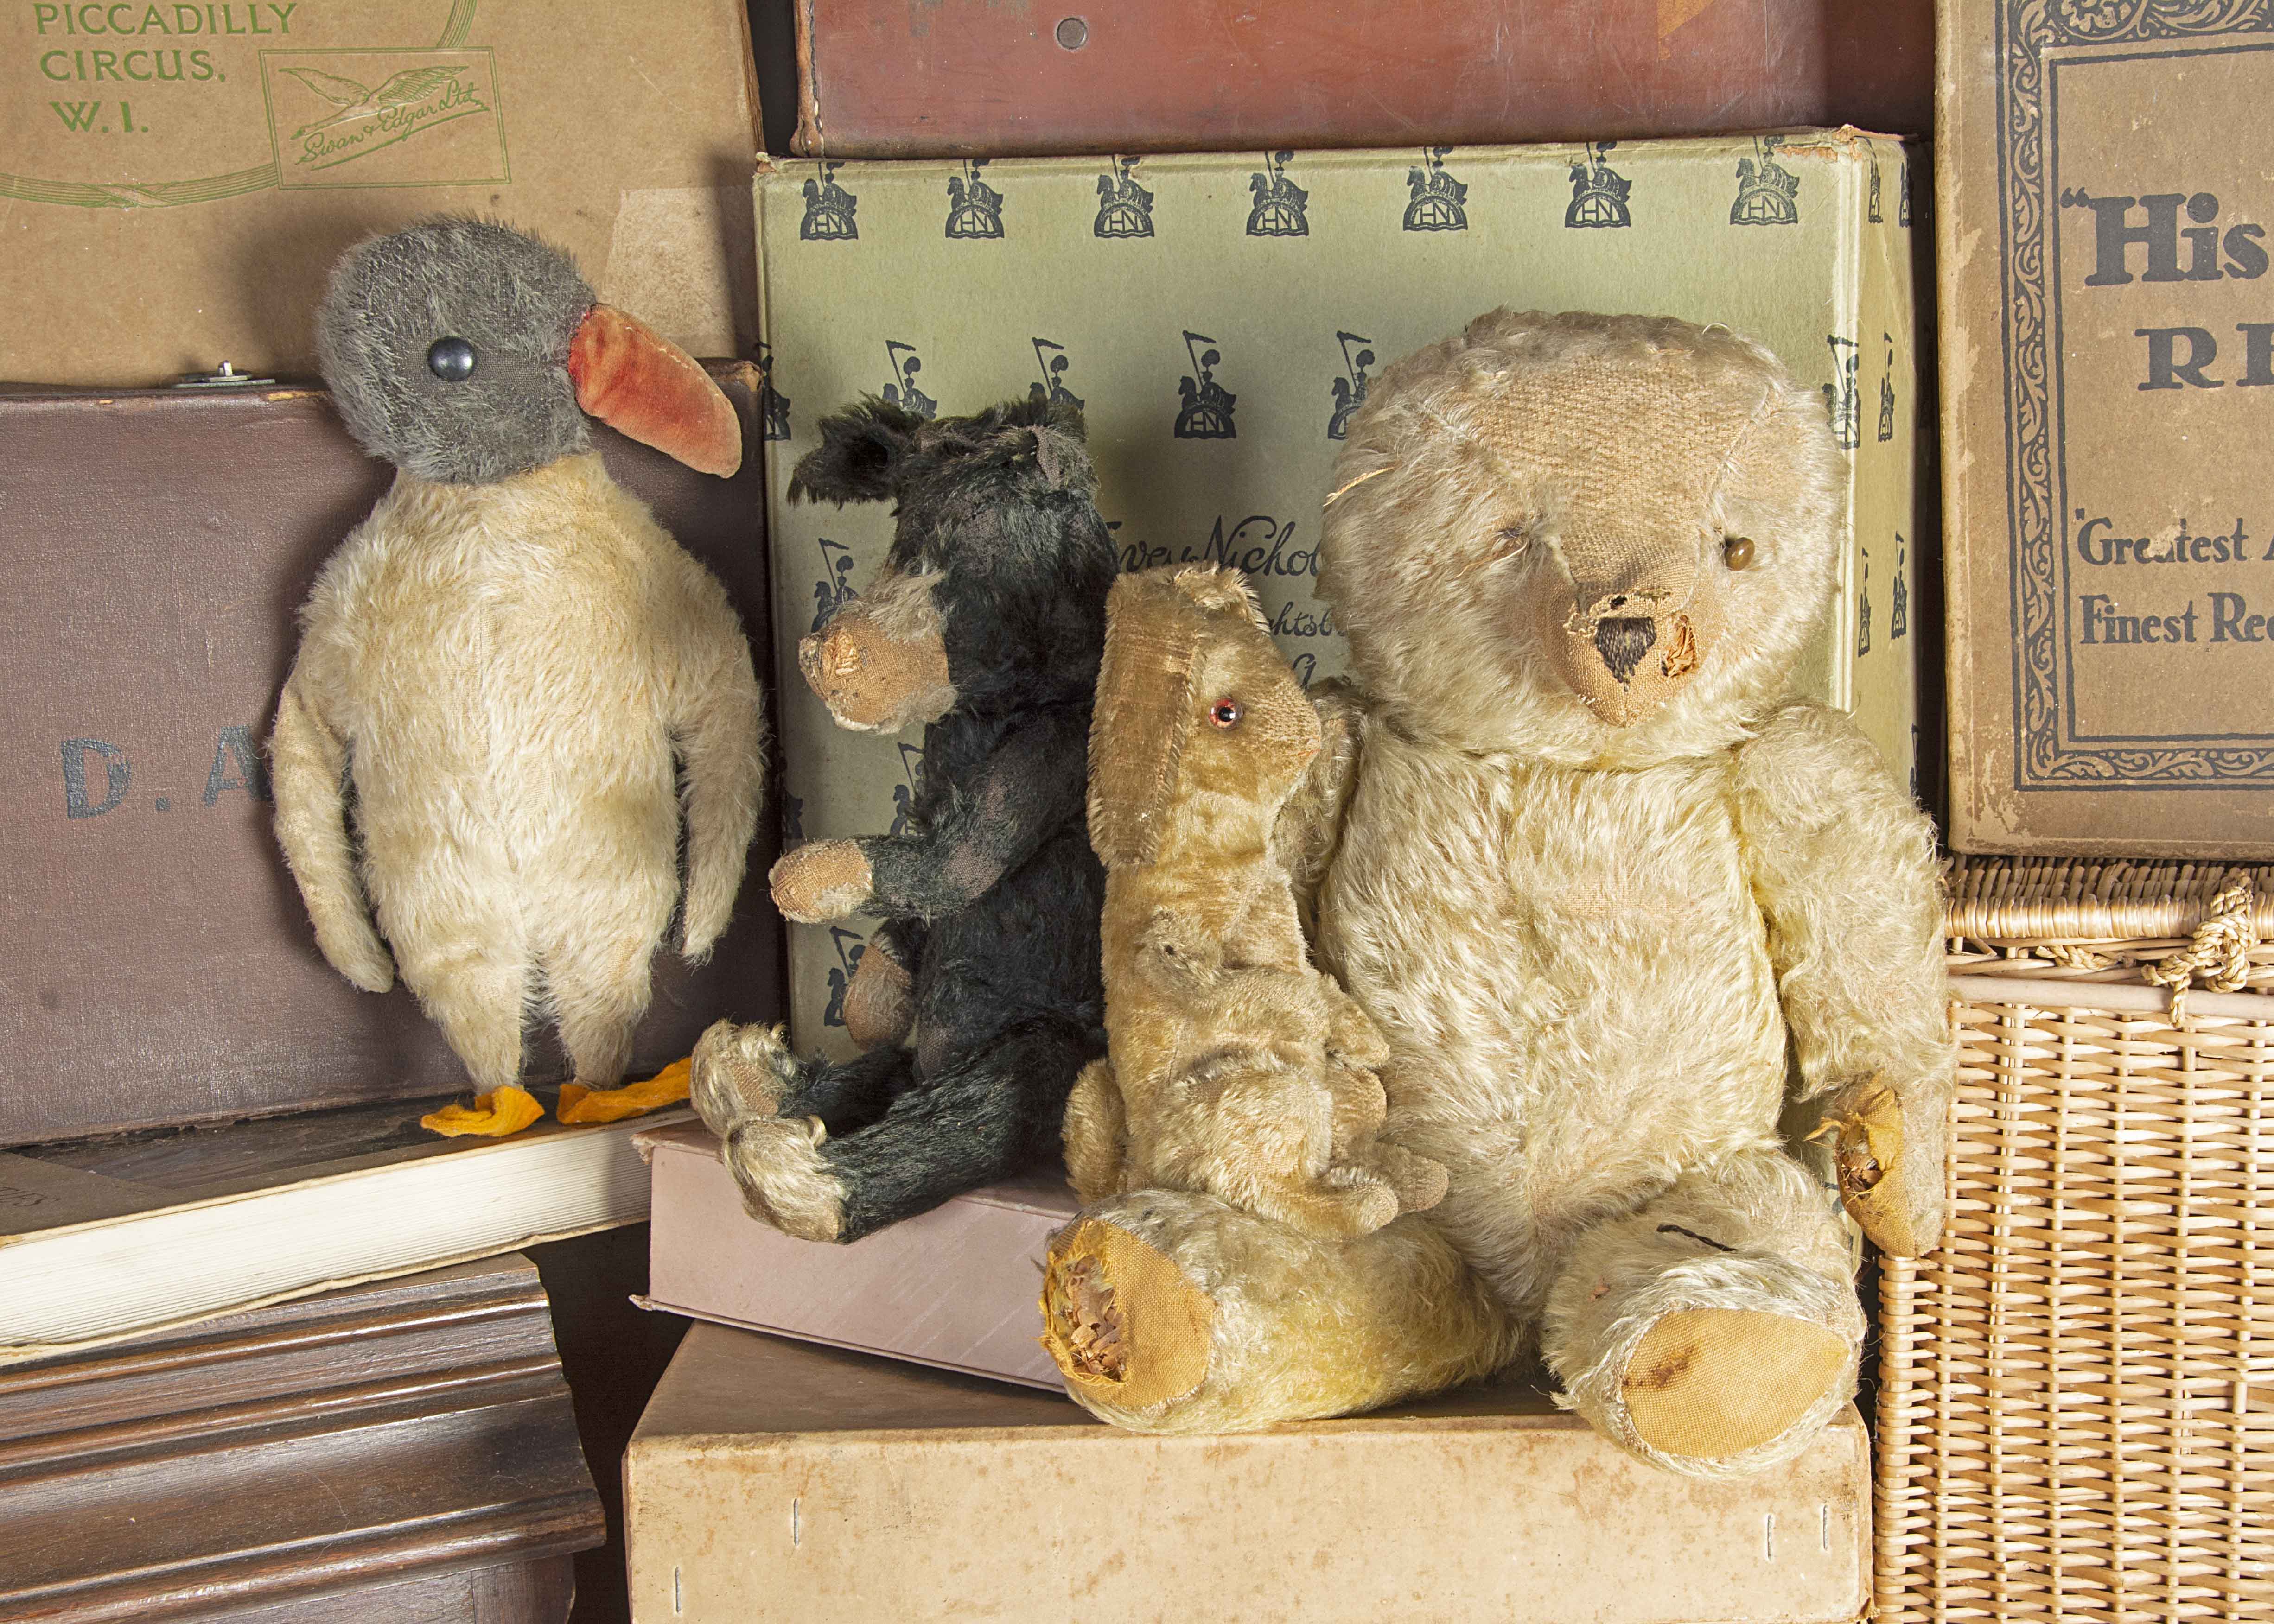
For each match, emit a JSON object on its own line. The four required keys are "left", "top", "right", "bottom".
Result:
{"left": 791, "top": 0, "right": 1935, "bottom": 158}
{"left": 0, "top": 365, "right": 783, "bottom": 1146}
{"left": 0, "top": 1255, "right": 604, "bottom": 1624}
{"left": 187, "top": 1556, "right": 575, "bottom": 1624}
{"left": 527, "top": 1225, "right": 689, "bottom": 1624}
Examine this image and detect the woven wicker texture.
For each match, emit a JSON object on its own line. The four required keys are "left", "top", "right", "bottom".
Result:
{"left": 1877, "top": 857, "right": 2274, "bottom": 1623}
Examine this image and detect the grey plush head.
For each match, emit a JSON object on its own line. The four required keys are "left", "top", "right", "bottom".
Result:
{"left": 317, "top": 218, "right": 595, "bottom": 484}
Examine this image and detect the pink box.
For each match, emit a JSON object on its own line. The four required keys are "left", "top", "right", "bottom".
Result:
{"left": 636, "top": 1121, "right": 1077, "bottom": 1389}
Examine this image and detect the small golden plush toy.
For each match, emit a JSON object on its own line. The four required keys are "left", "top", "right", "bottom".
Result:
{"left": 271, "top": 219, "right": 765, "bottom": 1101}
{"left": 1062, "top": 565, "right": 1446, "bottom": 1237}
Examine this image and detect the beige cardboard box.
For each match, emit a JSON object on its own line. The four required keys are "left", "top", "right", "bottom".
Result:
{"left": 637, "top": 1120, "right": 1075, "bottom": 1389}
{"left": 0, "top": 0, "right": 760, "bottom": 385}
{"left": 1941, "top": 0, "right": 2274, "bottom": 856}
{"left": 756, "top": 133, "right": 1927, "bottom": 1056}
{"left": 626, "top": 1321, "right": 1871, "bottom": 1624}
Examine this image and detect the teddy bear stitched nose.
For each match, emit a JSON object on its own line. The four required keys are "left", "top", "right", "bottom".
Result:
{"left": 1593, "top": 617, "right": 1657, "bottom": 685}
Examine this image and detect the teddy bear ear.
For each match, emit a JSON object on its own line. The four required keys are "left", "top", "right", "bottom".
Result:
{"left": 1028, "top": 423, "right": 1093, "bottom": 492}
{"left": 1087, "top": 573, "right": 1203, "bottom": 867}
{"left": 786, "top": 397, "right": 926, "bottom": 506}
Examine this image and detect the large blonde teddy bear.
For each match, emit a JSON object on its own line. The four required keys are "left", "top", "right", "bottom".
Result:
{"left": 1040, "top": 310, "right": 1954, "bottom": 1477}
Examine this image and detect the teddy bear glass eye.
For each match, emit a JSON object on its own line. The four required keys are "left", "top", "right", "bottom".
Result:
{"left": 426, "top": 336, "right": 477, "bottom": 382}
{"left": 1210, "top": 698, "right": 1243, "bottom": 728}
{"left": 1722, "top": 535, "right": 1756, "bottom": 570}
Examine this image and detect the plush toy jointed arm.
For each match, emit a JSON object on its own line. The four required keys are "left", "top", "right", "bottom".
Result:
{"left": 841, "top": 917, "right": 926, "bottom": 1051}
{"left": 857, "top": 704, "right": 1092, "bottom": 921}
{"left": 666, "top": 557, "right": 767, "bottom": 960}
{"left": 1733, "top": 702, "right": 1955, "bottom": 1256}
{"left": 270, "top": 656, "right": 394, "bottom": 994}
{"left": 1272, "top": 679, "right": 1366, "bottom": 926}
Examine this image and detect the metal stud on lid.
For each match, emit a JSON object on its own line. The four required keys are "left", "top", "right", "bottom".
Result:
{"left": 172, "top": 362, "right": 275, "bottom": 390}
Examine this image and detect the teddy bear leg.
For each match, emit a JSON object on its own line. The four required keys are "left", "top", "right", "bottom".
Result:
{"left": 1040, "top": 1190, "right": 1519, "bottom": 1433}
{"left": 689, "top": 1020, "right": 915, "bottom": 1140}
{"left": 1540, "top": 1149, "right": 1863, "bottom": 1479}
{"left": 724, "top": 1020, "right": 1093, "bottom": 1243}
{"left": 1062, "top": 1057, "right": 1128, "bottom": 1206}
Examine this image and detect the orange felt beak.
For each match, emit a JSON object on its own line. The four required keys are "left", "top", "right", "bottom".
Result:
{"left": 567, "top": 304, "right": 743, "bottom": 478}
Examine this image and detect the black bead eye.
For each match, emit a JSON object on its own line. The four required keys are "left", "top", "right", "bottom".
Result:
{"left": 426, "top": 337, "right": 476, "bottom": 382}
{"left": 1209, "top": 698, "right": 1242, "bottom": 728}
{"left": 1722, "top": 535, "right": 1755, "bottom": 570}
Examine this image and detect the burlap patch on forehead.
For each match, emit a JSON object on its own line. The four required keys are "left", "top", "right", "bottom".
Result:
{"left": 1461, "top": 353, "right": 1768, "bottom": 613}
{"left": 1470, "top": 356, "right": 1763, "bottom": 521}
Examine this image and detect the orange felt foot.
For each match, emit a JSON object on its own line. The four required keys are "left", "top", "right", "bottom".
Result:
{"left": 558, "top": 1057, "right": 692, "bottom": 1124}
{"left": 421, "top": 1084, "right": 547, "bottom": 1138}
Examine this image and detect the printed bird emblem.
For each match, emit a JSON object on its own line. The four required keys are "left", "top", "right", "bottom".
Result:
{"left": 279, "top": 65, "right": 470, "bottom": 138}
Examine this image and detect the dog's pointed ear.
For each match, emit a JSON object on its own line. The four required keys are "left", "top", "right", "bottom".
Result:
{"left": 788, "top": 397, "right": 925, "bottom": 506}
{"left": 1041, "top": 398, "right": 1087, "bottom": 440}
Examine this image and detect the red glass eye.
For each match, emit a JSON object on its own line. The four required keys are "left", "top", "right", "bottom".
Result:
{"left": 1209, "top": 698, "right": 1242, "bottom": 728}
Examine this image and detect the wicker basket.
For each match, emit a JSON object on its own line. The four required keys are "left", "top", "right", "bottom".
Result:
{"left": 1875, "top": 857, "right": 2274, "bottom": 1624}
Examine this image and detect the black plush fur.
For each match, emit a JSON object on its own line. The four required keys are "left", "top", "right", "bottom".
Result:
{"left": 778, "top": 396, "right": 1114, "bottom": 1240}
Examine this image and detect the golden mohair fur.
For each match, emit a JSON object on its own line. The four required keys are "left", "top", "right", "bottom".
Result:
{"left": 271, "top": 452, "right": 765, "bottom": 1090}
{"left": 1044, "top": 311, "right": 1954, "bottom": 1478}
{"left": 1064, "top": 566, "right": 1447, "bottom": 1237}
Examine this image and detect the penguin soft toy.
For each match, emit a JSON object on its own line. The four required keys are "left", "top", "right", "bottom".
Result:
{"left": 271, "top": 218, "right": 765, "bottom": 1102}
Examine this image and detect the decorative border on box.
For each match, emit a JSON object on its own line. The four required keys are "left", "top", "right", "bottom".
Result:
{"left": 2001, "top": 0, "right": 2274, "bottom": 787}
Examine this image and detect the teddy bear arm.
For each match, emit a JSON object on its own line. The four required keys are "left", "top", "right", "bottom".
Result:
{"left": 1733, "top": 703, "right": 1956, "bottom": 1255}
{"left": 1062, "top": 1056, "right": 1130, "bottom": 1205}
{"left": 1319, "top": 973, "right": 1392, "bottom": 1068}
{"left": 1271, "top": 678, "right": 1368, "bottom": 919}
{"left": 662, "top": 553, "right": 768, "bottom": 959}
{"left": 1135, "top": 898, "right": 1330, "bottom": 1050}
{"left": 858, "top": 705, "right": 1090, "bottom": 921}
{"left": 868, "top": 916, "right": 929, "bottom": 973}
{"left": 1133, "top": 904, "right": 1229, "bottom": 981}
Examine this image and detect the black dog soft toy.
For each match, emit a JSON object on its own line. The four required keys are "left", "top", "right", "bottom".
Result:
{"left": 689, "top": 396, "right": 1114, "bottom": 1242}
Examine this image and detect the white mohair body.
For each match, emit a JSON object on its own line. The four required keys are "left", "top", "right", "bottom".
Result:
{"left": 271, "top": 452, "right": 765, "bottom": 1090}
{"left": 1325, "top": 734, "right": 1788, "bottom": 1320}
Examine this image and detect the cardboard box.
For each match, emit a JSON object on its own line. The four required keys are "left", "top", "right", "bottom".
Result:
{"left": 626, "top": 1322, "right": 1871, "bottom": 1624}
{"left": 0, "top": 0, "right": 760, "bottom": 386}
{"left": 1941, "top": 1, "right": 2274, "bottom": 855}
{"left": 756, "top": 133, "right": 1929, "bottom": 1056}
{"left": 0, "top": 369, "right": 782, "bottom": 1146}
{"left": 637, "top": 1119, "right": 1073, "bottom": 1388}
{"left": 789, "top": 0, "right": 1933, "bottom": 159}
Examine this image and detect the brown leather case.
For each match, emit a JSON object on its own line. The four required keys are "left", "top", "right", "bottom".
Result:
{"left": 0, "top": 368, "right": 783, "bottom": 1147}
{"left": 787, "top": 0, "right": 1934, "bottom": 158}
{"left": 0, "top": 1253, "right": 601, "bottom": 1624}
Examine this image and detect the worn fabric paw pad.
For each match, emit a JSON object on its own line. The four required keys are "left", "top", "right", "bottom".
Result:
{"left": 1040, "top": 1218, "right": 1212, "bottom": 1411}
{"left": 1621, "top": 1307, "right": 1848, "bottom": 1460}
